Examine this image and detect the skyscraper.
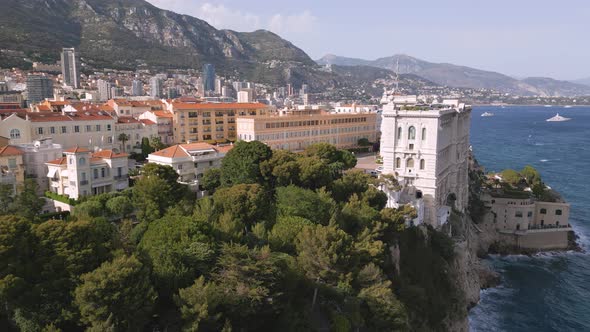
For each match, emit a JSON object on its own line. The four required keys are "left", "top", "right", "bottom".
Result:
{"left": 202, "top": 63, "right": 215, "bottom": 92}
{"left": 215, "top": 78, "right": 222, "bottom": 95}
{"left": 97, "top": 79, "right": 112, "bottom": 101}
{"left": 61, "top": 48, "right": 79, "bottom": 88}
{"left": 26, "top": 75, "right": 53, "bottom": 104}
{"left": 132, "top": 80, "right": 143, "bottom": 96}
{"left": 150, "top": 77, "right": 163, "bottom": 98}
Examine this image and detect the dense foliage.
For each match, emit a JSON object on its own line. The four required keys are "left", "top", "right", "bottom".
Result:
{"left": 0, "top": 142, "right": 461, "bottom": 331}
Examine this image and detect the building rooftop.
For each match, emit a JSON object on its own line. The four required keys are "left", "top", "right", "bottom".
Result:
{"left": 171, "top": 102, "right": 269, "bottom": 110}
{"left": 92, "top": 150, "right": 128, "bottom": 159}
{"left": 0, "top": 145, "right": 24, "bottom": 156}
{"left": 64, "top": 146, "right": 91, "bottom": 154}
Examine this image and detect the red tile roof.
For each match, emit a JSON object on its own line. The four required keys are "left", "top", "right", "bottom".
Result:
{"left": 64, "top": 146, "right": 91, "bottom": 153}
{"left": 46, "top": 157, "right": 67, "bottom": 165}
{"left": 152, "top": 110, "right": 173, "bottom": 118}
{"left": 0, "top": 145, "right": 24, "bottom": 156}
{"left": 92, "top": 150, "right": 128, "bottom": 159}
{"left": 26, "top": 112, "right": 114, "bottom": 122}
{"left": 150, "top": 142, "right": 217, "bottom": 159}
{"left": 171, "top": 102, "right": 269, "bottom": 110}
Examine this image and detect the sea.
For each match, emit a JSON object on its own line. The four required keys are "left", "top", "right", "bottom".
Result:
{"left": 468, "top": 106, "right": 590, "bottom": 332}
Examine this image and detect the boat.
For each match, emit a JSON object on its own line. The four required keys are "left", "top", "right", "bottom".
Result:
{"left": 546, "top": 113, "right": 571, "bottom": 122}
{"left": 544, "top": 105, "right": 552, "bottom": 108}
{"left": 481, "top": 112, "right": 495, "bottom": 117}
{"left": 564, "top": 105, "right": 573, "bottom": 108}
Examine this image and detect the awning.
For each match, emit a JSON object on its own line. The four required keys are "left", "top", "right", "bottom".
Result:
{"left": 47, "top": 168, "right": 58, "bottom": 178}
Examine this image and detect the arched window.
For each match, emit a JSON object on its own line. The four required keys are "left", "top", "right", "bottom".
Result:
{"left": 556, "top": 209, "right": 562, "bottom": 216}
{"left": 408, "top": 126, "right": 416, "bottom": 140}
{"left": 406, "top": 158, "right": 415, "bottom": 168}
{"left": 395, "top": 157, "right": 401, "bottom": 168}
{"left": 422, "top": 128, "right": 427, "bottom": 140}
{"left": 79, "top": 157, "right": 86, "bottom": 166}
{"left": 9, "top": 129, "right": 20, "bottom": 139}
{"left": 397, "top": 127, "right": 402, "bottom": 140}
{"left": 420, "top": 159, "right": 425, "bottom": 170}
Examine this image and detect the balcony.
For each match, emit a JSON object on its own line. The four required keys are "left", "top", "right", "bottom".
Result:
{"left": 80, "top": 180, "right": 89, "bottom": 186}
{"left": 216, "top": 120, "right": 224, "bottom": 124}
{"left": 113, "top": 175, "right": 127, "bottom": 181}
{"left": 202, "top": 120, "right": 212, "bottom": 125}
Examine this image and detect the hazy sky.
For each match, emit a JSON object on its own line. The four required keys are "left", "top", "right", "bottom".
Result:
{"left": 147, "top": 0, "right": 590, "bottom": 80}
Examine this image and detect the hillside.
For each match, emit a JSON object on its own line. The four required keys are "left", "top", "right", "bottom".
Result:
{"left": 0, "top": 0, "right": 335, "bottom": 89}
{"left": 317, "top": 54, "right": 590, "bottom": 97}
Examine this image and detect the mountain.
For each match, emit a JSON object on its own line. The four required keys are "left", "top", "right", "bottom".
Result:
{"left": 0, "top": 0, "right": 336, "bottom": 89}
{"left": 571, "top": 78, "right": 590, "bottom": 87}
{"left": 317, "top": 54, "right": 590, "bottom": 97}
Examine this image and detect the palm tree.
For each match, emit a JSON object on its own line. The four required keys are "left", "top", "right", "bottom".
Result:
{"left": 118, "top": 133, "right": 130, "bottom": 152}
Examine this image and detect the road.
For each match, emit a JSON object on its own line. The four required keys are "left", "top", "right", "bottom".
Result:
{"left": 355, "top": 153, "right": 379, "bottom": 170}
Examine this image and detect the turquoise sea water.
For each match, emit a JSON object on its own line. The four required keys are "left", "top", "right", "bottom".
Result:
{"left": 468, "top": 106, "right": 590, "bottom": 332}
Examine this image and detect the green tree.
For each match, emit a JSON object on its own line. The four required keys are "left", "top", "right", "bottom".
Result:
{"left": 213, "top": 184, "right": 272, "bottom": 228}
{"left": 521, "top": 165, "right": 541, "bottom": 186}
{"left": 74, "top": 256, "right": 156, "bottom": 331}
{"left": 268, "top": 216, "right": 313, "bottom": 254}
{"left": 201, "top": 168, "right": 222, "bottom": 193}
{"left": 149, "top": 136, "right": 166, "bottom": 152}
{"left": 13, "top": 179, "right": 44, "bottom": 220}
{"left": 139, "top": 214, "right": 214, "bottom": 299}
{"left": 0, "top": 184, "right": 15, "bottom": 214}
{"left": 357, "top": 138, "right": 371, "bottom": 147}
{"left": 501, "top": 169, "right": 521, "bottom": 187}
{"left": 330, "top": 170, "right": 371, "bottom": 203}
{"left": 141, "top": 137, "right": 154, "bottom": 156}
{"left": 118, "top": 133, "right": 130, "bottom": 152}
{"left": 276, "top": 186, "right": 335, "bottom": 225}
{"left": 220, "top": 141, "right": 272, "bottom": 187}
{"left": 176, "top": 276, "right": 221, "bottom": 331}
{"left": 260, "top": 149, "right": 301, "bottom": 187}
{"left": 297, "top": 156, "right": 333, "bottom": 189}
{"left": 296, "top": 225, "right": 355, "bottom": 289}
{"left": 72, "top": 200, "right": 104, "bottom": 219}
{"left": 106, "top": 196, "right": 134, "bottom": 218}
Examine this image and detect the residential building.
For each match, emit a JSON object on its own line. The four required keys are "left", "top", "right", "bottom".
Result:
{"left": 111, "top": 86, "right": 124, "bottom": 98}
{"left": 150, "top": 77, "right": 163, "bottom": 98}
{"left": 147, "top": 142, "right": 232, "bottom": 192}
{"left": 202, "top": 64, "right": 215, "bottom": 92}
{"left": 380, "top": 98, "right": 472, "bottom": 227}
{"left": 108, "top": 99, "right": 152, "bottom": 118}
{"left": 236, "top": 109, "right": 378, "bottom": 151}
{"left": 169, "top": 102, "right": 273, "bottom": 143}
{"left": 46, "top": 147, "right": 129, "bottom": 200}
{"left": 215, "top": 78, "right": 222, "bottom": 94}
{"left": 114, "top": 117, "right": 157, "bottom": 152}
{"left": 61, "top": 48, "right": 79, "bottom": 88}
{"left": 0, "top": 145, "right": 25, "bottom": 195}
{"left": 97, "top": 79, "right": 112, "bottom": 101}
{"left": 0, "top": 91, "right": 24, "bottom": 106}
{"left": 334, "top": 104, "right": 379, "bottom": 114}
{"left": 27, "top": 75, "right": 54, "bottom": 104}
{"left": 139, "top": 110, "right": 174, "bottom": 145}
{"left": 132, "top": 79, "right": 143, "bottom": 96}
{"left": 0, "top": 113, "right": 33, "bottom": 145}
{"left": 16, "top": 138, "right": 63, "bottom": 193}
{"left": 237, "top": 90, "right": 252, "bottom": 103}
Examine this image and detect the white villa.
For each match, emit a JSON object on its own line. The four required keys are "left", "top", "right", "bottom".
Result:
{"left": 380, "top": 95, "right": 472, "bottom": 227}
{"left": 147, "top": 142, "right": 233, "bottom": 192}
{"left": 46, "top": 147, "right": 129, "bottom": 200}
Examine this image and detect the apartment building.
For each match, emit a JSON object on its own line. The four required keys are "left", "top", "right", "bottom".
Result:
{"left": 139, "top": 110, "right": 174, "bottom": 145}
{"left": 107, "top": 99, "right": 152, "bottom": 118}
{"left": 46, "top": 147, "right": 129, "bottom": 200}
{"left": 16, "top": 138, "right": 63, "bottom": 193}
{"left": 168, "top": 102, "right": 273, "bottom": 143}
{"left": 147, "top": 142, "right": 232, "bottom": 192}
{"left": 236, "top": 109, "right": 378, "bottom": 151}
{"left": 0, "top": 145, "right": 25, "bottom": 194}
{"left": 114, "top": 117, "right": 158, "bottom": 152}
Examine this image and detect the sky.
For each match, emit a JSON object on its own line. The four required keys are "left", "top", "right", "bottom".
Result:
{"left": 146, "top": 0, "right": 590, "bottom": 80}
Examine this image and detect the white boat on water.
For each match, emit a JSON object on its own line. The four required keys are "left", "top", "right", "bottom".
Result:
{"left": 481, "top": 112, "right": 495, "bottom": 117}
{"left": 544, "top": 105, "right": 552, "bottom": 108}
{"left": 546, "top": 113, "right": 571, "bottom": 122}
{"left": 564, "top": 105, "right": 573, "bottom": 108}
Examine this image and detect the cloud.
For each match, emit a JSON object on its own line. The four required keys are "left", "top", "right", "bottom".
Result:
{"left": 147, "top": 1, "right": 316, "bottom": 35}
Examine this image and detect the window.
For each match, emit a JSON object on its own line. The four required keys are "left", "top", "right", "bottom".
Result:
{"left": 50, "top": 127, "right": 55, "bottom": 134}
{"left": 397, "top": 127, "right": 402, "bottom": 140}
{"left": 178, "top": 164, "right": 183, "bottom": 170}
{"left": 556, "top": 209, "right": 562, "bottom": 216}
{"left": 408, "top": 126, "right": 416, "bottom": 140}
{"left": 79, "top": 157, "right": 86, "bottom": 166}
{"left": 107, "top": 137, "right": 113, "bottom": 143}
{"left": 395, "top": 157, "right": 401, "bottom": 168}
{"left": 420, "top": 159, "right": 425, "bottom": 170}
{"left": 9, "top": 129, "right": 20, "bottom": 139}
{"left": 74, "top": 126, "right": 80, "bottom": 133}
{"left": 101, "top": 168, "right": 105, "bottom": 177}
{"left": 86, "top": 125, "right": 92, "bottom": 132}
{"left": 8, "top": 158, "right": 16, "bottom": 169}
{"left": 422, "top": 127, "right": 427, "bottom": 140}
{"left": 107, "top": 124, "right": 112, "bottom": 131}
{"left": 540, "top": 208, "right": 547, "bottom": 214}
{"left": 61, "top": 126, "right": 67, "bottom": 134}
{"left": 527, "top": 211, "right": 533, "bottom": 217}
{"left": 96, "top": 125, "right": 101, "bottom": 131}
{"left": 408, "top": 144, "right": 414, "bottom": 150}
{"left": 515, "top": 211, "right": 523, "bottom": 218}
{"left": 406, "top": 158, "right": 415, "bottom": 168}
{"left": 37, "top": 127, "right": 44, "bottom": 135}
{"left": 93, "top": 169, "right": 98, "bottom": 179}
{"left": 69, "top": 157, "right": 73, "bottom": 165}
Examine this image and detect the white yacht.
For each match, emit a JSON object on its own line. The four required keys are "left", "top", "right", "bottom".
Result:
{"left": 546, "top": 113, "right": 571, "bottom": 122}
{"left": 481, "top": 112, "right": 495, "bottom": 117}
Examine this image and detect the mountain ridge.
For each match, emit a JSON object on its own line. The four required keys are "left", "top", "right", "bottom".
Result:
{"left": 317, "top": 54, "right": 590, "bottom": 97}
